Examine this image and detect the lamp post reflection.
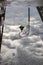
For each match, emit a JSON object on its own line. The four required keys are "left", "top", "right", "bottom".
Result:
{"left": 0, "top": 6, "right": 6, "bottom": 52}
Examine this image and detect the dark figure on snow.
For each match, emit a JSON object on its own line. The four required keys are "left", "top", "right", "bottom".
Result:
{"left": 19, "top": 25, "right": 24, "bottom": 32}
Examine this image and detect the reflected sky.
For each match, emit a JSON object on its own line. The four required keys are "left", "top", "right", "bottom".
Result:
{"left": 0, "top": 2, "right": 43, "bottom": 65}
{"left": 5, "top": 6, "right": 28, "bottom": 26}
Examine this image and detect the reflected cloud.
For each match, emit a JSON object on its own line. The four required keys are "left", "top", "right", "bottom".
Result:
{"left": 1, "top": 6, "right": 43, "bottom": 65}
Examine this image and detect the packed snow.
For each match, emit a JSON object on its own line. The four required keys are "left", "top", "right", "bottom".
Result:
{"left": 0, "top": 5, "right": 43, "bottom": 65}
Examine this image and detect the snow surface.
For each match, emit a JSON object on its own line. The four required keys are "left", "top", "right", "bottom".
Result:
{"left": 6, "top": 0, "right": 43, "bottom": 6}
{"left": 0, "top": 6, "right": 43, "bottom": 65}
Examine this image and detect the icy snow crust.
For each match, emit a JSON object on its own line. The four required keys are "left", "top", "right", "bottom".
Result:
{"left": 1, "top": 6, "right": 43, "bottom": 65}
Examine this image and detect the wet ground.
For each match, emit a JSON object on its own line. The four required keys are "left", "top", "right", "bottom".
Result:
{"left": 0, "top": 6, "right": 43, "bottom": 65}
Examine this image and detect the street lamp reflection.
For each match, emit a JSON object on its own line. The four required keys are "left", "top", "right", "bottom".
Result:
{"left": 0, "top": 6, "right": 6, "bottom": 52}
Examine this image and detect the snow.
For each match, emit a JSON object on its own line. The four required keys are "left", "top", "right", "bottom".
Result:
{"left": 7, "top": 0, "right": 43, "bottom": 7}
{"left": 0, "top": 6, "right": 43, "bottom": 65}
